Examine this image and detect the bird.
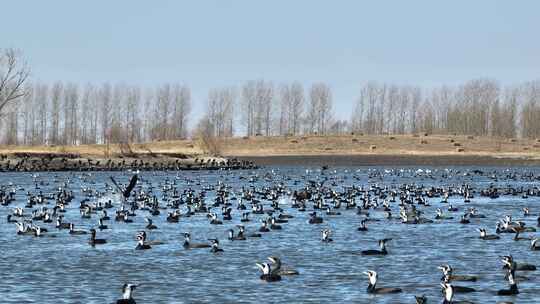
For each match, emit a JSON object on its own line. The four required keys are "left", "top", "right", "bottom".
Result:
{"left": 364, "top": 270, "right": 402, "bottom": 294}
{"left": 115, "top": 283, "right": 137, "bottom": 304}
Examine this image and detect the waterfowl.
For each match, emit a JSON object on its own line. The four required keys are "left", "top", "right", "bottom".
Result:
{"left": 438, "top": 265, "right": 478, "bottom": 282}
{"left": 435, "top": 208, "right": 453, "bottom": 220}
{"left": 502, "top": 255, "right": 536, "bottom": 271}
{"left": 56, "top": 217, "right": 71, "bottom": 229}
{"left": 267, "top": 256, "right": 299, "bottom": 276}
{"left": 269, "top": 217, "right": 282, "bottom": 230}
{"left": 308, "top": 212, "right": 323, "bottom": 224}
{"left": 321, "top": 229, "right": 333, "bottom": 243}
{"left": 145, "top": 218, "right": 157, "bottom": 230}
{"left": 209, "top": 213, "right": 223, "bottom": 225}
{"left": 135, "top": 232, "right": 151, "bottom": 250}
{"left": 116, "top": 283, "right": 137, "bottom": 304}
{"left": 228, "top": 228, "right": 246, "bottom": 241}
{"left": 98, "top": 218, "right": 108, "bottom": 230}
{"left": 209, "top": 239, "right": 223, "bottom": 253}
{"left": 497, "top": 268, "right": 519, "bottom": 296}
{"left": 441, "top": 283, "right": 474, "bottom": 304}
{"left": 478, "top": 228, "right": 500, "bottom": 240}
{"left": 242, "top": 225, "right": 262, "bottom": 238}
{"left": 110, "top": 173, "right": 138, "bottom": 200}
{"left": 69, "top": 223, "right": 87, "bottom": 235}
{"left": 459, "top": 215, "right": 470, "bottom": 224}
{"left": 531, "top": 238, "right": 540, "bottom": 251}
{"left": 364, "top": 270, "right": 402, "bottom": 294}
{"left": 182, "top": 233, "right": 211, "bottom": 249}
{"left": 361, "top": 239, "right": 391, "bottom": 255}
{"left": 89, "top": 228, "right": 107, "bottom": 246}
{"left": 357, "top": 219, "right": 368, "bottom": 231}
{"left": 259, "top": 220, "right": 270, "bottom": 232}
{"left": 6, "top": 214, "right": 17, "bottom": 223}
{"left": 414, "top": 295, "right": 427, "bottom": 304}
{"left": 256, "top": 262, "right": 281, "bottom": 282}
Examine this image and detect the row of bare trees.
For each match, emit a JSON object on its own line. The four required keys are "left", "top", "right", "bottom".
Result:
{"left": 1, "top": 81, "right": 191, "bottom": 145}
{"left": 199, "top": 80, "right": 336, "bottom": 138}
{"left": 3, "top": 50, "right": 540, "bottom": 144}
{"left": 351, "top": 79, "right": 538, "bottom": 139}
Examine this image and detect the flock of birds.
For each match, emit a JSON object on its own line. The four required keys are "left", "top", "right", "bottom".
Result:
{"left": 2, "top": 167, "right": 540, "bottom": 303}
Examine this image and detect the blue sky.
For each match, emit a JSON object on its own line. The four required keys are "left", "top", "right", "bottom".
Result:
{"left": 2, "top": 0, "right": 539, "bottom": 120}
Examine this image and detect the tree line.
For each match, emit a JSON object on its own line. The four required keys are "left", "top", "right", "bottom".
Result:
{"left": 2, "top": 50, "right": 540, "bottom": 145}
{"left": 2, "top": 78, "right": 540, "bottom": 146}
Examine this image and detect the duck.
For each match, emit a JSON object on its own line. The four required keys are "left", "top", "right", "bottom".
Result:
{"left": 208, "top": 213, "right": 223, "bottom": 225}
{"left": 497, "top": 268, "right": 519, "bottom": 296}
{"left": 321, "top": 229, "right": 333, "bottom": 243}
{"left": 209, "top": 239, "right": 223, "bottom": 253}
{"left": 361, "top": 239, "right": 391, "bottom": 255}
{"left": 89, "top": 228, "right": 107, "bottom": 246}
{"left": 98, "top": 218, "right": 108, "bottom": 230}
{"left": 438, "top": 265, "right": 477, "bottom": 282}
{"left": 364, "top": 270, "right": 402, "bottom": 294}
{"left": 259, "top": 220, "right": 270, "bottom": 232}
{"left": 531, "top": 238, "right": 540, "bottom": 251}
{"left": 441, "top": 283, "right": 474, "bottom": 304}
{"left": 116, "top": 283, "right": 137, "bottom": 304}
{"left": 478, "top": 228, "right": 500, "bottom": 240}
{"left": 357, "top": 219, "right": 368, "bottom": 231}
{"left": 268, "top": 256, "right": 299, "bottom": 276}
{"left": 182, "top": 233, "right": 211, "bottom": 249}
{"left": 69, "top": 223, "right": 87, "bottom": 235}
{"left": 228, "top": 228, "right": 246, "bottom": 241}
{"left": 459, "top": 215, "right": 470, "bottom": 224}
{"left": 308, "top": 212, "right": 323, "bottom": 224}
{"left": 145, "top": 218, "right": 157, "bottom": 230}
{"left": 56, "top": 217, "right": 71, "bottom": 229}
{"left": 135, "top": 232, "right": 151, "bottom": 250}
{"left": 256, "top": 262, "right": 281, "bottom": 282}
{"left": 502, "top": 255, "right": 536, "bottom": 271}
{"left": 414, "top": 295, "right": 427, "bottom": 304}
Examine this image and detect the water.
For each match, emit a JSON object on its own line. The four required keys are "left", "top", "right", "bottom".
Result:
{"left": 0, "top": 166, "right": 539, "bottom": 303}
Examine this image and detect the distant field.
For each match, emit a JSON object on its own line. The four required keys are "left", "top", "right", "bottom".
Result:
{"left": 1, "top": 134, "right": 540, "bottom": 161}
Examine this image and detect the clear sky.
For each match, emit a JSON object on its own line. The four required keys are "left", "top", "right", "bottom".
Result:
{"left": 2, "top": 0, "right": 539, "bottom": 121}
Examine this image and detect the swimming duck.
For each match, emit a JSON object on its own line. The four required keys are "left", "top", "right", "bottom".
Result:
{"left": 135, "top": 232, "right": 151, "bottom": 250}
{"left": 321, "top": 229, "right": 333, "bottom": 243}
{"left": 364, "top": 270, "right": 402, "bottom": 294}
{"left": 182, "top": 233, "right": 211, "bottom": 249}
{"left": 438, "top": 265, "right": 478, "bottom": 282}
{"left": 357, "top": 219, "right": 368, "bottom": 231}
{"left": 414, "top": 295, "right": 427, "bottom": 304}
{"left": 209, "top": 239, "right": 223, "bottom": 253}
{"left": 531, "top": 238, "right": 540, "bottom": 251}
{"left": 145, "top": 218, "right": 157, "bottom": 230}
{"left": 256, "top": 262, "right": 281, "bottom": 282}
{"left": 441, "top": 283, "right": 474, "bottom": 304}
{"left": 361, "top": 239, "right": 391, "bottom": 255}
{"left": 89, "top": 228, "right": 107, "bottom": 246}
{"left": 478, "top": 228, "right": 500, "bottom": 240}
{"left": 228, "top": 228, "right": 246, "bottom": 241}
{"left": 497, "top": 268, "right": 519, "bottom": 296}
{"left": 69, "top": 223, "right": 87, "bottom": 235}
{"left": 308, "top": 212, "right": 323, "bottom": 224}
{"left": 116, "top": 283, "right": 137, "bottom": 304}
{"left": 268, "top": 256, "right": 299, "bottom": 276}
{"left": 98, "top": 218, "right": 108, "bottom": 230}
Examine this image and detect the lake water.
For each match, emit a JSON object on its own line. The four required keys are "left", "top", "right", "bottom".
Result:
{"left": 0, "top": 166, "right": 539, "bottom": 303}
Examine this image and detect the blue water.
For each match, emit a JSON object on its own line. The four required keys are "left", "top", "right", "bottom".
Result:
{"left": 0, "top": 167, "right": 539, "bottom": 303}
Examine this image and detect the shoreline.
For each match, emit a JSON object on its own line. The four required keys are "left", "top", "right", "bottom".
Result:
{"left": 233, "top": 154, "right": 540, "bottom": 166}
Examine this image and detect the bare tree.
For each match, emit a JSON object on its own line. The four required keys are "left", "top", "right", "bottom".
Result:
{"left": 0, "top": 49, "right": 30, "bottom": 117}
